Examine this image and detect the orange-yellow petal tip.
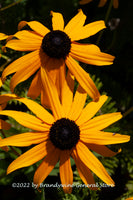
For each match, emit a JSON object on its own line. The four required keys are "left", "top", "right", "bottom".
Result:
{"left": 18, "top": 21, "right": 27, "bottom": 31}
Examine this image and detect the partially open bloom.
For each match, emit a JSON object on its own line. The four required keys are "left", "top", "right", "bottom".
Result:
{"left": 0, "top": 70, "right": 130, "bottom": 193}
{"left": 80, "top": 0, "right": 119, "bottom": 9}
{"left": 2, "top": 10, "right": 114, "bottom": 103}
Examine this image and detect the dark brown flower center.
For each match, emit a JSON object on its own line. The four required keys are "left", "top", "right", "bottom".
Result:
{"left": 49, "top": 118, "right": 80, "bottom": 150}
{"left": 41, "top": 30, "right": 71, "bottom": 59}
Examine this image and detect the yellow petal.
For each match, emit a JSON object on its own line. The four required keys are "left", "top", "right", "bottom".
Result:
{"left": 71, "top": 43, "right": 115, "bottom": 66}
{"left": 87, "top": 144, "right": 121, "bottom": 157}
{"left": 74, "top": 142, "right": 115, "bottom": 186}
{"left": 41, "top": 67, "right": 64, "bottom": 120}
{"left": 72, "top": 151, "right": 98, "bottom": 190}
{"left": 64, "top": 10, "right": 86, "bottom": 41}
{"left": 10, "top": 59, "right": 40, "bottom": 92}
{"left": 51, "top": 11, "right": 64, "bottom": 31}
{"left": 2, "top": 50, "right": 40, "bottom": 81}
{"left": 0, "top": 77, "right": 2, "bottom": 87}
{"left": 55, "top": 60, "right": 66, "bottom": 101}
{"left": 80, "top": 112, "right": 122, "bottom": 131}
{"left": 0, "top": 110, "right": 50, "bottom": 131}
{"left": 6, "top": 39, "right": 40, "bottom": 51}
{"left": 15, "top": 97, "right": 54, "bottom": 125}
{"left": 69, "top": 20, "right": 106, "bottom": 41}
{"left": 0, "top": 94, "right": 17, "bottom": 104}
{"left": 67, "top": 85, "right": 87, "bottom": 120}
{"left": 33, "top": 145, "right": 60, "bottom": 187}
{"left": 14, "top": 30, "right": 42, "bottom": 40}
{"left": 76, "top": 95, "right": 108, "bottom": 125}
{"left": 98, "top": 0, "right": 107, "bottom": 7}
{"left": 61, "top": 70, "right": 74, "bottom": 116}
{"left": 7, "top": 141, "right": 49, "bottom": 174}
{"left": 0, "top": 119, "right": 11, "bottom": 130}
{"left": 0, "top": 33, "right": 8, "bottom": 40}
{"left": 66, "top": 55, "right": 100, "bottom": 101}
{"left": 27, "top": 70, "right": 42, "bottom": 99}
{"left": 59, "top": 150, "right": 73, "bottom": 194}
{"left": 18, "top": 21, "right": 50, "bottom": 37}
{"left": 80, "top": 130, "right": 130, "bottom": 145}
{"left": 0, "top": 132, "right": 49, "bottom": 147}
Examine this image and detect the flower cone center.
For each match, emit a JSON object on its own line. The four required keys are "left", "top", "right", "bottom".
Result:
{"left": 41, "top": 30, "right": 71, "bottom": 59}
{"left": 49, "top": 118, "right": 80, "bottom": 150}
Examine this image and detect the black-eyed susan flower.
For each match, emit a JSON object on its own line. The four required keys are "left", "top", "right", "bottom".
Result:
{"left": 2, "top": 10, "right": 114, "bottom": 103}
{"left": 0, "top": 70, "right": 130, "bottom": 193}
{"left": 80, "top": 0, "right": 119, "bottom": 9}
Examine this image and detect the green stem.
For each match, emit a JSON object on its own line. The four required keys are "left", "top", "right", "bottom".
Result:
{"left": 96, "top": 0, "right": 113, "bottom": 45}
{"left": 0, "top": 54, "right": 11, "bottom": 61}
{"left": 0, "top": 0, "right": 23, "bottom": 12}
{"left": 123, "top": 107, "right": 133, "bottom": 118}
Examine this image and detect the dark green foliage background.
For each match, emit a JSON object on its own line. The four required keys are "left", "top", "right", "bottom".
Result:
{"left": 0, "top": 0, "right": 133, "bottom": 199}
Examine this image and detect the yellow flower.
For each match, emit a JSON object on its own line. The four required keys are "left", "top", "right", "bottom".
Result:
{"left": 80, "top": 0, "right": 119, "bottom": 9}
{"left": 0, "top": 70, "right": 130, "bottom": 193}
{"left": 126, "top": 198, "right": 133, "bottom": 200}
{"left": 2, "top": 10, "right": 114, "bottom": 103}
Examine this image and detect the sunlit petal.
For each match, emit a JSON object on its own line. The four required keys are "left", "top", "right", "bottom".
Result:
{"left": 60, "top": 150, "right": 73, "bottom": 193}
{"left": 71, "top": 43, "right": 115, "bottom": 65}
{"left": 76, "top": 95, "right": 108, "bottom": 125}
{"left": 67, "top": 85, "right": 87, "bottom": 120}
{"left": 34, "top": 145, "right": 60, "bottom": 187}
{"left": 51, "top": 11, "right": 64, "bottom": 31}
{"left": 41, "top": 67, "right": 64, "bottom": 119}
{"left": 72, "top": 151, "right": 98, "bottom": 190}
{"left": 0, "top": 110, "right": 50, "bottom": 131}
{"left": 64, "top": 10, "right": 86, "bottom": 41}
{"left": 18, "top": 21, "right": 50, "bottom": 37}
{"left": 80, "top": 112, "right": 122, "bottom": 131}
{"left": 66, "top": 55, "right": 100, "bottom": 101}
{"left": 80, "top": 130, "right": 130, "bottom": 145}
{"left": 2, "top": 50, "right": 40, "bottom": 81}
{"left": 0, "top": 132, "right": 49, "bottom": 147}
{"left": 7, "top": 141, "right": 50, "bottom": 174}
{"left": 74, "top": 142, "right": 115, "bottom": 186}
